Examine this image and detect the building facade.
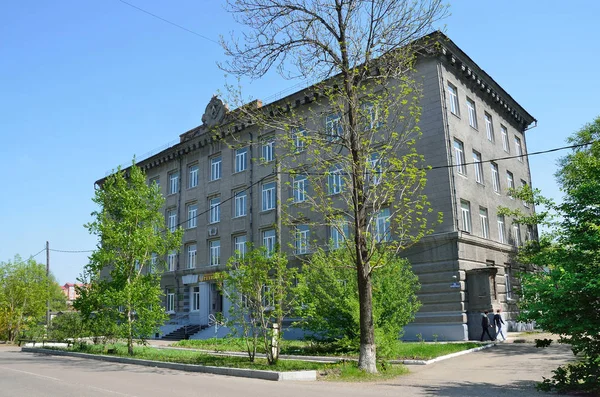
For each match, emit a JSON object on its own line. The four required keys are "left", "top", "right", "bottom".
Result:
{"left": 98, "top": 33, "right": 536, "bottom": 341}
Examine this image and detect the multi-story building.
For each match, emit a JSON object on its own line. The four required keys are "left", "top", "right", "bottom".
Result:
{"left": 98, "top": 32, "right": 536, "bottom": 341}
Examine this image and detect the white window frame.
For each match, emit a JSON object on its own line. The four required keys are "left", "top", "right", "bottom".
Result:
{"left": 454, "top": 139, "right": 466, "bottom": 175}
{"left": 473, "top": 150, "right": 483, "bottom": 184}
{"left": 209, "top": 240, "right": 220, "bottom": 266}
{"left": 479, "top": 207, "right": 489, "bottom": 239}
{"left": 295, "top": 225, "right": 310, "bottom": 255}
{"left": 187, "top": 203, "right": 197, "bottom": 229}
{"left": 262, "top": 229, "right": 276, "bottom": 256}
{"left": 234, "top": 235, "right": 247, "bottom": 258}
{"left": 210, "top": 156, "right": 222, "bottom": 181}
{"left": 328, "top": 166, "right": 344, "bottom": 195}
{"left": 186, "top": 244, "right": 197, "bottom": 269}
{"left": 447, "top": 82, "right": 459, "bottom": 116}
{"left": 192, "top": 286, "right": 200, "bottom": 312}
{"left": 507, "top": 171, "right": 515, "bottom": 199}
{"left": 512, "top": 225, "right": 522, "bottom": 247}
{"left": 325, "top": 113, "right": 343, "bottom": 142}
{"left": 188, "top": 164, "right": 198, "bottom": 188}
{"left": 521, "top": 180, "right": 530, "bottom": 208}
{"left": 485, "top": 112, "right": 494, "bottom": 142}
{"left": 501, "top": 125, "right": 510, "bottom": 153}
{"left": 491, "top": 162, "right": 500, "bottom": 193}
{"left": 167, "top": 209, "right": 177, "bottom": 232}
{"left": 166, "top": 292, "right": 175, "bottom": 313}
{"left": 466, "top": 97, "right": 477, "bottom": 128}
{"left": 461, "top": 200, "right": 472, "bottom": 233}
{"left": 293, "top": 175, "right": 307, "bottom": 203}
{"left": 150, "top": 253, "right": 157, "bottom": 269}
{"left": 234, "top": 190, "right": 247, "bottom": 217}
{"left": 361, "top": 101, "right": 382, "bottom": 130}
{"left": 169, "top": 172, "right": 179, "bottom": 195}
{"left": 261, "top": 182, "right": 276, "bottom": 211}
{"left": 235, "top": 147, "right": 247, "bottom": 173}
{"left": 262, "top": 138, "right": 275, "bottom": 162}
{"left": 330, "top": 219, "right": 349, "bottom": 250}
{"left": 167, "top": 251, "right": 177, "bottom": 271}
{"left": 368, "top": 152, "right": 382, "bottom": 185}
{"left": 374, "top": 208, "right": 391, "bottom": 243}
{"left": 505, "top": 270, "right": 513, "bottom": 300}
{"left": 497, "top": 215, "right": 506, "bottom": 244}
{"left": 209, "top": 197, "right": 220, "bottom": 224}
{"left": 515, "top": 136, "right": 523, "bottom": 162}
{"left": 292, "top": 128, "right": 306, "bottom": 152}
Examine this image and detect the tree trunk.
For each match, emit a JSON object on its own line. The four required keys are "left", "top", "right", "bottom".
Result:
{"left": 356, "top": 258, "right": 377, "bottom": 373}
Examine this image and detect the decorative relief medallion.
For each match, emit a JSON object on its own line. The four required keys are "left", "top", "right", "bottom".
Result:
{"left": 202, "top": 96, "right": 228, "bottom": 127}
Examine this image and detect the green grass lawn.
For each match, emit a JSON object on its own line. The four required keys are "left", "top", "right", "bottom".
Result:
{"left": 172, "top": 338, "right": 482, "bottom": 360}
{"left": 60, "top": 343, "right": 408, "bottom": 380}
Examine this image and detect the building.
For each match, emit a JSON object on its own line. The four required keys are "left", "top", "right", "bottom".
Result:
{"left": 60, "top": 283, "right": 83, "bottom": 305}
{"left": 98, "top": 32, "right": 536, "bottom": 341}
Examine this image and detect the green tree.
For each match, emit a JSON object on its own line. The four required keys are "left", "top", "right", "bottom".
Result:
{"left": 217, "top": 246, "right": 299, "bottom": 365}
{"left": 220, "top": 0, "right": 447, "bottom": 372}
{"left": 0, "top": 255, "right": 66, "bottom": 341}
{"left": 507, "top": 117, "right": 600, "bottom": 394}
{"left": 296, "top": 248, "right": 421, "bottom": 357}
{"left": 77, "top": 162, "right": 183, "bottom": 355}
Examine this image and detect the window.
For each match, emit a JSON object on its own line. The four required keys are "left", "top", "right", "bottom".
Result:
{"left": 447, "top": 82, "right": 459, "bottom": 116}
{"left": 167, "top": 209, "right": 177, "bottom": 232}
{"left": 235, "top": 147, "right": 247, "bottom": 173}
{"left": 234, "top": 190, "right": 247, "bottom": 217}
{"left": 361, "top": 101, "right": 382, "bottom": 130}
{"left": 374, "top": 208, "right": 391, "bottom": 243}
{"left": 521, "top": 180, "right": 529, "bottom": 207}
{"left": 479, "top": 207, "right": 489, "bottom": 239}
{"left": 368, "top": 152, "right": 382, "bottom": 185}
{"left": 484, "top": 112, "right": 494, "bottom": 142}
{"left": 291, "top": 128, "right": 306, "bottom": 152}
{"left": 460, "top": 200, "right": 472, "bottom": 233}
{"left": 293, "top": 175, "right": 308, "bottom": 203}
{"left": 295, "top": 225, "right": 310, "bottom": 254}
{"left": 262, "top": 138, "right": 274, "bottom": 162}
{"left": 209, "top": 240, "right": 220, "bottom": 266}
{"left": 234, "top": 235, "right": 247, "bottom": 258}
{"left": 497, "top": 215, "right": 506, "bottom": 244}
{"left": 149, "top": 177, "right": 160, "bottom": 192}
{"left": 473, "top": 151, "right": 484, "bottom": 184}
{"left": 262, "top": 229, "right": 276, "bottom": 256}
{"left": 515, "top": 136, "right": 523, "bottom": 162}
{"left": 505, "top": 268, "right": 513, "bottom": 300}
{"left": 150, "top": 253, "right": 158, "bottom": 270}
{"left": 512, "top": 225, "right": 522, "bottom": 247}
{"left": 210, "top": 156, "right": 222, "bottom": 181}
{"left": 167, "top": 251, "right": 177, "bottom": 271}
{"left": 491, "top": 162, "right": 500, "bottom": 193}
{"left": 261, "top": 181, "right": 276, "bottom": 211}
{"left": 454, "top": 139, "right": 466, "bottom": 175}
{"left": 466, "top": 97, "right": 477, "bottom": 128}
{"left": 169, "top": 172, "right": 179, "bottom": 195}
{"left": 507, "top": 171, "right": 515, "bottom": 199}
{"left": 187, "top": 203, "right": 198, "bottom": 229}
{"left": 325, "top": 113, "right": 343, "bottom": 142}
{"left": 166, "top": 291, "right": 175, "bottom": 312}
{"left": 192, "top": 286, "right": 200, "bottom": 311}
{"left": 209, "top": 197, "right": 220, "bottom": 224}
{"left": 328, "top": 165, "right": 345, "bottom": 194}
{"left": 188, "top": 164, "right": 198, "bottom": 188}
{"left": 186, "top": 244, "right": 197, "bottom": 269}
{"left": 501, "top": 125, "right": 510, "bottom": 153}
{"left": 330, "top": 218, "right": 349, "bottom": 249}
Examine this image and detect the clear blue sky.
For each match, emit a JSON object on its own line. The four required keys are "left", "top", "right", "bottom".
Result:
{"left": 1, "top": 1, "right": 598, "bottom": 284}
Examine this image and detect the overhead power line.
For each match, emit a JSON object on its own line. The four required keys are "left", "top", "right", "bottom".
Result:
{"left": 28, "top": 247, "right": 46, "bottom": 260}
{"left": 49, "top": 249, "right": 95, "bottom": 254}
{"left": 116, "top": 0, "right": 220, "bottom": 45}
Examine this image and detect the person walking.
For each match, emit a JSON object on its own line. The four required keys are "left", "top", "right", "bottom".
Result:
{"left": 480, "top": 310, "right": 495, "bottom": 341}
{"left": 494, "top": 309, "right": 505, "bottom": 341}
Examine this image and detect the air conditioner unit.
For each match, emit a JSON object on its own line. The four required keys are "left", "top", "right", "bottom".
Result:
{"left": 208, "top": 227, "right": 218, "bottom": 236}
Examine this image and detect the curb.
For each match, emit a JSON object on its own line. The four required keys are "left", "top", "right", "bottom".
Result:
{"left": 21, "top": 347, "right": 317, "bottom": 382}
{"left": 391, "top": 343, "right": 496, "bottom": 365}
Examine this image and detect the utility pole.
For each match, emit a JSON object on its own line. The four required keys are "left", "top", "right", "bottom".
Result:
{"left": 46, "top": 241, "right": 50, "bottom": 328}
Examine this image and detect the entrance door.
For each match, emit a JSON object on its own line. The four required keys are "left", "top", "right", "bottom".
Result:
{"left": 199, "top": 282, "right": 210, "bottom": 325}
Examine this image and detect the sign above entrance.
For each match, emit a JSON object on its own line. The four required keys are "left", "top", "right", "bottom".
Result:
{"left": 182, "top": 274, "right": 199, "bottom": 285}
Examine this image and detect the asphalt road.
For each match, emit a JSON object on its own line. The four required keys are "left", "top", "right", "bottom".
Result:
{"left": 0, "top": 343, "right": 573, "bottom": 397}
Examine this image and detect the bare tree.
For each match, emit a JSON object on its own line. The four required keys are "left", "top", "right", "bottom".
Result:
{"left": 220, "top": 0, "right": 447, "bottom": 373}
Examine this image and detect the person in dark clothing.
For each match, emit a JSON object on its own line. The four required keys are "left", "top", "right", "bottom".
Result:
{"left": 480, "top": 310, "right": 495, "bottom": 341}
{"left": 494, "top": 309, "right": 505, "bottom": 341}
